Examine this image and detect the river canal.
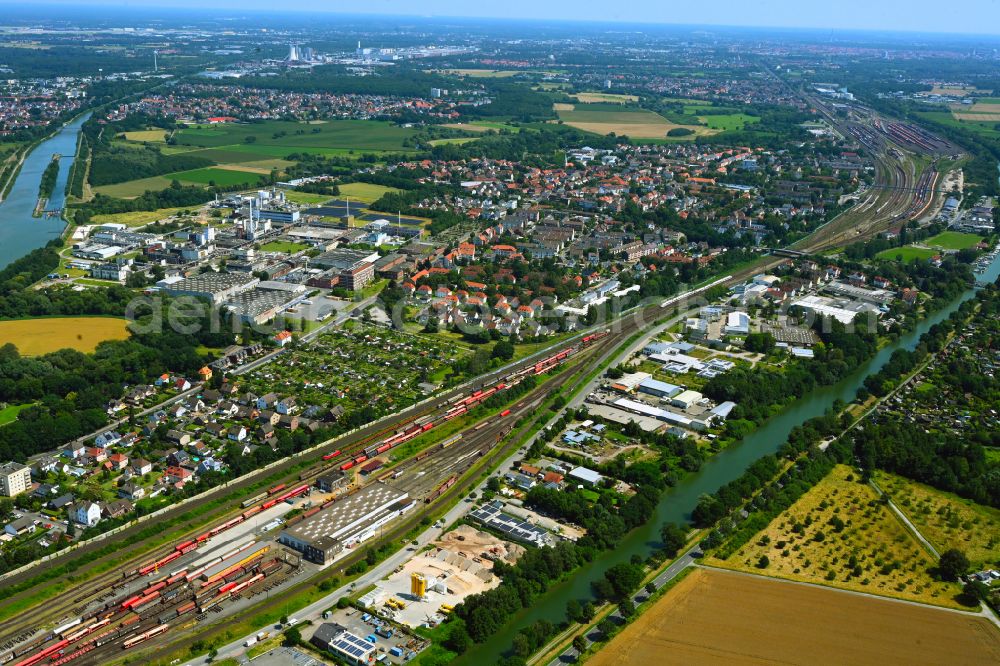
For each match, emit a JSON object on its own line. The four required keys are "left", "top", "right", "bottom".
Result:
{"left": 0, "top": 113, "right": 90, "bottom": 268}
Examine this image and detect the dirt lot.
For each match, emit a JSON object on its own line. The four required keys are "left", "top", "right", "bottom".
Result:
{"left": 590, "top": 567, "right": 1000, "bottom": 666}
{"left": 435, "top": 524, "right": 525, "bottom": 564}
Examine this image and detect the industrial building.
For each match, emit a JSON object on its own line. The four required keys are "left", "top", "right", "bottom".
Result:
{"left": 223, "top": 288, "right": 299, "bottom": 325}
{"left": 279, "top": 485, "right": 413, "bottom": 564}
{"left": 0, "top": 462, "right": 32, "bottom": 497}
{"left": 790, "top": 294, "right": 880, "bottom": 326}
{"left": 164, "top": 272, "right": 259, "bottom": 305}
{"left": 637, "top": 378, "right": 682, "bottom": 399}
{"left": 470, "top": 500, "right": 553, "bottom": 546}
{"left": 311, "top": 248, "right": 379, "bottom": 271}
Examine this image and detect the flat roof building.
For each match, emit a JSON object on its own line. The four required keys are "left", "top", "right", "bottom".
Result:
{"left": 0, "top": 462, "right": 32, "bottom": 497}
{"left": 311, "top": 623, "right": 376, "bottom": 665}
{"left": 311, "top": 248, "right": 379, "bottom": 272}
{"left": 568, "top": 466, "right": 603, "bottom": 487}
{"left": 637, "top": 378, "right": 682, "bottom": 399}
{"left": 164, "top": 272, "right": 259, "bottom": 305}
{"left": 279, "top": 485, "right": 412, "bottom": 564}
{"left": 671, "top": 389, "right": 703, "bottom": 410}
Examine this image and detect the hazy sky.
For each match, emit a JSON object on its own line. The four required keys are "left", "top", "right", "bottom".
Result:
{"left": 23, "top": 0, "right": 1000, "bottom": 35}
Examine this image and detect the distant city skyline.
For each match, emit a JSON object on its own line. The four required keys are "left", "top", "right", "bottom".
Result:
{"left": 19, "top": 1, "right": 1000, "bottom": 37}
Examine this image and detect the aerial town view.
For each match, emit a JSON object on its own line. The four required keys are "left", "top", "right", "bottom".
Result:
{"left": 0, "top": 0, "right": 999, "bottom": 664}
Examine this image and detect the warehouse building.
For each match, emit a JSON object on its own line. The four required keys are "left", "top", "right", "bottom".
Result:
{"left": 637, "top": 378, "right": 682, "bottom": 399}
{"left": 164, "top": 272, "right": 259, "bottom": 305}
{"left": 279, "top": 485, "right": 413, "bottom": 564}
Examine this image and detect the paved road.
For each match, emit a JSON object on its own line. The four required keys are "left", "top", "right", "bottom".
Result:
{"left": 546, "top": 547, "right": 700, "bottom": 665}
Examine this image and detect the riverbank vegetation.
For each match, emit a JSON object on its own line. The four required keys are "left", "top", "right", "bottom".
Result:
{"left": 37, "top": 156, "right": 59, "bottom": 200}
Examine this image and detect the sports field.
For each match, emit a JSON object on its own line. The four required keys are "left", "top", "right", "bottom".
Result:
{"left": 698, "top": 113, "right": 761, "bottom": 131}
{"left": 441, "top": 69, "right": 520, "bottom": 78}
{"left": 440, "top": 121, "right": 520, "bottom": 133}
{"left": 876, "top": 246, "right": 938, "bottom": 262}
{"left": 712, "top": 464, "right": 964, "bottom": 608}
{"left": 120, "top": 129, "right": 169, "bottom": 143}
{"left": 428, "top": 137, "right": 479, "bottom": 146}
{"left": 555, "top": 103, "right": 708, "bottom": 139}
{"left": 925, "top": 230, "right": 983, "bottom": 250}
{"left": 0, "top": 317, "right": 130, "bottom": 356}
{"left": 172, "top": 167, "right": 268, "bottom": 187}
{"left": 589, "top": 567, "right": 1000, "bottom": 666}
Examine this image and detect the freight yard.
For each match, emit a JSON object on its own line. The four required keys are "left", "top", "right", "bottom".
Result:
{"left": 0, "top": 330, "right": 614, "bottom": 666}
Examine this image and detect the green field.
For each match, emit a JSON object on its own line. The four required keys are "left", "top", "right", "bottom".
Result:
{"left": 94, "top": 175, "right": 176, "bottom": 198}
{"left": 877, "top": 231, "right": 983, "bottom": 263}
{"left": 924, "top": 231, "right": 983, "bottom": 250}
{"left": 174, "top": 119, "right": 419, "bottom": 153}
{"left": 90, "top": 206, "right": 198, "bottom": 227}
{"left": 876, "top": 246, "right": 938, "bottom": 262}
{"left": 0, "top": 403, "right": 33, "bottom": 426}
{"left": 173, "top": 167, "right": 267, "bottom": 187}
{"left": 698, "top": 113, "right": 761, "bottom": 131}
{"left": 428, "top": 137, "right": 480, "bottom": 146}
{"left": 917, "top": 111, "right": 1000, "bottom": 140}
{"left": 281, "top": 190, "right": 333, "bottom": 205}
{"left": 337, "top": 182, "right": 402, "bottom": 202}
{"left": 260, "top": 240, "right": 309, "bottom": 253}
{"left": 555, "top": 103, "right": 709, "bottom": 139}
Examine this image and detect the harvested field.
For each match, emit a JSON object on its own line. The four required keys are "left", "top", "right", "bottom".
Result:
{"left": 931, "top": 85, "right": 991, "bottom": 96}
{"left": 0, "top": 317, "right": 130, "bottom": 355}
{"left": 573, "top": 92, "right": 639, "bottom": 103}
{"left": 555, "top": 103, "right": 709, "bottom": 139}
{"left": 712, "top": 464, "right": 965, "bottom": 608}
{"left": 953, "top": 113, "right": 1000, "bottom": 122}
{"left": 589, "top": 567, "right": 1000, "bottom": 666}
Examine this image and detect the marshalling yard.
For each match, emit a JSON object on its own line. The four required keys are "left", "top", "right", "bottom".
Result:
{"left": 0, "top": 329, "right": 614, "bottom": 666}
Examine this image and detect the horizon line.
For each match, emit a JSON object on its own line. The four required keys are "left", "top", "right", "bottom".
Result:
{"left": 5, "top": 2, "right": 1000, "bottom": 40}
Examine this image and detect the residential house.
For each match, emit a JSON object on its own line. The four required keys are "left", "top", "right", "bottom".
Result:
{"left": 73, "top": 501, "right": 102, "bottom": 527}
{"left": 119, "top": 482, "right": 145, "bottom": 501}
